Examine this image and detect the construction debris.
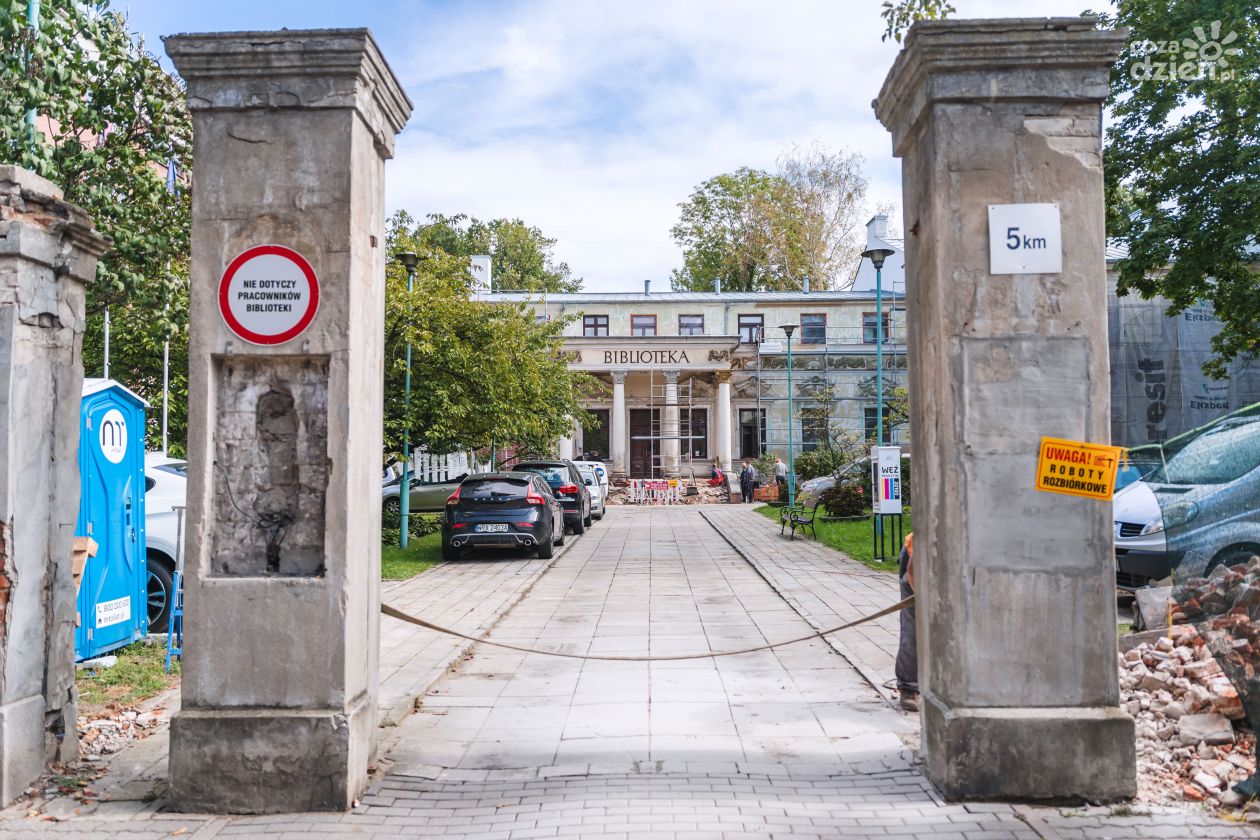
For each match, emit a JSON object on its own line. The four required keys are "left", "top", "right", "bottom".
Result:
{"left": 77, "top": 706, "right": 167, "bottom": 762}
{"left": 1121, "top": 624, "right": 1256, "bottom": 807}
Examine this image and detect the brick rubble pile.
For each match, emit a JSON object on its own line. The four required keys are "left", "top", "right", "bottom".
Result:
{"left": 77, "top": 705, "right": 167, "bottom": 761}
{"left": 1122, "top": 624, "right": 1255, "bottom": 806}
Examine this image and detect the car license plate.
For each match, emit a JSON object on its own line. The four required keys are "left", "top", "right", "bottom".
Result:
{"left": 475, "top": 523, "right": 509, "bottom": 533}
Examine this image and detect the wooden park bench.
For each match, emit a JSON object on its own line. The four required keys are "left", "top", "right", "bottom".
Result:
{"left": 779, "top": 499, "right": 822, "bottom": 541}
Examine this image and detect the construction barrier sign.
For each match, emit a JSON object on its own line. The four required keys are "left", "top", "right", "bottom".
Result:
{"left": 1035, "top": 437, "right": 1124, "bottom": 500}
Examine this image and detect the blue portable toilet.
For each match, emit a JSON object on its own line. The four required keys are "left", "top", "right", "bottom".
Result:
{"left": 75, "top": 379, "right": 148, "bottom": 661}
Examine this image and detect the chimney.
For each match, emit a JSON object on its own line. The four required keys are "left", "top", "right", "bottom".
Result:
{"left": 714, "top": 276, "right": 721, "bottom": 295}
{"left": 803, "top": 276, "right": 810, "bottom": 294}
{"left": 867, "top": 214, "right": 890, "bottom": 245}
{"left": 644, "top": 279, "right": 651, "bottom": 296}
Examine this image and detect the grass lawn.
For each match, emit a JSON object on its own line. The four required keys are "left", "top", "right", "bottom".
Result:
{"left": 76, "top": 639, "right": 178, "bottom": 717}
{"left": 381, "top": 530, "right": 443, "bottom": 580}
{"left": 754, "top": 505, "right": 910, "bottom": 574}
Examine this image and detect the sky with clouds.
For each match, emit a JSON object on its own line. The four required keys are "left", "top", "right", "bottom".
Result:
{"left": 118, "top": 0, "right": 1104, "bottom": 291}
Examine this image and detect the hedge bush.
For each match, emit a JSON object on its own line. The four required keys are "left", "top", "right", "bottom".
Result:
{"left": 818, "top": 483, "right": 865, "bottom": 517}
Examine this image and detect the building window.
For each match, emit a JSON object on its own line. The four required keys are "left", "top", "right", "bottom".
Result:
{"left": 739, "top": 408, "right": 766, "bottom": 458}
{"left": 863, "top": 312, "right": 890, "bottom": 344}
{"left": 584, "top": 409, "right": 609, "bottom": 459}
{"left": 583, "top": 315, "right": 609, "bottom": 337}
{"left": 800, "top": 406, "right": 829, "bottom": 451}
{"left": 686, "top": 408, "right": 709, "bottom": 460}
{"left": 738, "top": 314, "right": 764, "bottom": 344}
{"left": 678, "top": 314, "right": 704, "bottom": 336}
{"left": 800, "top": 313, "right": 826, "bottom": 345}
{"left": 535, "top": 314, "right": 548, "bottom": 325}
{"left": 864, "top": 406, "right": 891, "bottom": 444}
{"left": 631, "top": 315, "right": 657, "bottom": 336}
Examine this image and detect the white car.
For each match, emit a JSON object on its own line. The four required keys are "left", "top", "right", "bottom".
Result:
{"left": 144, "top": 453, "right": 187, "bottom": 632}
{"left": 1113, "top": 480, "right": 1166, "bottom": 590}
{"left": 575, "top": 463, "right": 606, "bottom": 520}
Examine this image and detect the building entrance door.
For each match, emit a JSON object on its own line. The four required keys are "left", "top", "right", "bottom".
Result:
{"left": 629, "top": 409, "right": 659, "bottom": 478}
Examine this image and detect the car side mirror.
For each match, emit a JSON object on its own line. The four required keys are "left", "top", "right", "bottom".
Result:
{"left": 584, "top": 478, "right": 594, "bottom": 486}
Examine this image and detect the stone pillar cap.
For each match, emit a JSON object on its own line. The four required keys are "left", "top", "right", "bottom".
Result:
{"left": 0, "top": 165, "right": 110, "bottom": 279}
{"left": 874, "top": 17, "right": 1127, "bottom": 154}
{"left": 165, "top": 28, "right": 412, "bottom": 155}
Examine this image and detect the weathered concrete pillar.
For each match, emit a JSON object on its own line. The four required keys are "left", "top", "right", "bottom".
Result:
{"left": 874, "top": 18, "right": 1134, "bottom": 800}
{"left": 662, "top": 369, "right": 680, "bottom": 477}
{"left": 610, "top": 370, "right": 627, "bottom": 478}
{"left": 165, "top": 30, "right": 410, "bottom": 813}
{"left": 0, "top": 166, "right": 107, "bottom": 804}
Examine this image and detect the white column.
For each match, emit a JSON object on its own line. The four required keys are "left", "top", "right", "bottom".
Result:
{"left": 662, "top": 369, "right": 680, "bottom": 477}
{"left": 716, "top": 371, "right": 733, "bottom": 472}
{"left": 558, "top": 427, "right": 575, "bottom": 461}
{"left": 611, "top": 370, "right": 628, "bottom": 478}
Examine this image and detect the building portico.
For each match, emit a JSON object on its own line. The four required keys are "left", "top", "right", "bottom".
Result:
{"left": 558, "top": 335, "right": 751, "bottom": 478}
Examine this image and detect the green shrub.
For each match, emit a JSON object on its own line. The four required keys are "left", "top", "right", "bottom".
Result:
{"left": 381, "top": 512, "right": 442, "bottom": 547}
{"left": 794, "top": 448, "right": 850, "bottom": 481}
{"left": 752, "top": 452, "right": 778, "bottom": 483}
{"left": 819, "top": 483, "right": 865, "bottom": 517}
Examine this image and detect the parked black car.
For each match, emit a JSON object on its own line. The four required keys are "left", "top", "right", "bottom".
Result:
{"left": 441, "top": 472, "right": 565, "bottom": 561}
{"left": 513, "top": 459, "right": 593, "bottom": 534}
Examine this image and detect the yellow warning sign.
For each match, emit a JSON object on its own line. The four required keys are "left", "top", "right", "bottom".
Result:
{"left": 1034, "top": 437, "right": 1124, "bottom": 500}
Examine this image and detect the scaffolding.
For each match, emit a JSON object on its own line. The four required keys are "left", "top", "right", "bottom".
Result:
{"left": 630, "top": 368, "right": 707, "bottom": 480}
{"left": 752, "top": 320, "right": 909, "bottom": 455}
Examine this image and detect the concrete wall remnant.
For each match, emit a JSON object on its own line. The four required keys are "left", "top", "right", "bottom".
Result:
{"left": 874, "top": 18, "right": 1136, "bottom": 800}
{"left": 0, "top": 165, "right": 108, "bottom": 805}
{"left": 212, "top": 357, "right": 329, "bottom": 577}
{"left": 165, "top": 29, "right": 411, "bottom": 813}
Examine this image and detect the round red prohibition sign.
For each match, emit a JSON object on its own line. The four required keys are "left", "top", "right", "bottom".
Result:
{"left": 218, "top": 245, "right": 320, "bottom": 345}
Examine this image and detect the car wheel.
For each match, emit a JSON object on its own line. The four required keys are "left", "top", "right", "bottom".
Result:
{"left": 536, "top": 536, "right": 554, "bottom": 559}
{"left": 382, "top": 497, "right": 401, "bottom": 522}
{"left": 572, "top": 515, "right": 585, "bottom": 535}
{"left": 584, "top": 511, "right": 593, "bottom": 528}
{"left": 555, "top": 519, "right": 566, "bottom": 545}
{"left": 441, "top": 542, "right": 462, "bottom": 562}
{"left": 146, "top": 555, "right": 175, "bottom": 633}
{"left": 1209, "top": 544, "right": 1260, "bottom": 574}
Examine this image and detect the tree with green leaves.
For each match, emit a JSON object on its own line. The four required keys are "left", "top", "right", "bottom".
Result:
{"left": 670, "top": 146, "right": 868, "bottom": 292}
{"left": 413, "top": 213, "right": 581, "bottom": 293}
{"left": 880, "top": 0, "right": 1259, "bottom": 378}
{"left": 385, "top": 212, "right": 599, "bottom": 458}
{"left": 1098, "top": 2, "right": 1259, "bottom": 378}
{"left": 2, "top": 0, "right": 192, "bottom": 450}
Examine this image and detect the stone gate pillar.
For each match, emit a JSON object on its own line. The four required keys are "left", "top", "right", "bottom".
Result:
{"left": 0, "top": 167, "right": 106, "bottom": 805}
{"left": 165, "top": 30, "right": 410, "bottom": 813}
{"left": 874, "top": 18, "right": 1135, "bottom": 800}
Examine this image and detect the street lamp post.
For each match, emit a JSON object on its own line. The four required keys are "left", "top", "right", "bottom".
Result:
{"left": 861, "top": 246, "right": 895, "bottom": 558}
{"left": 781, "top": 324, "right": 797, "bottom": 508}
{"left": 861, "top": 247, "right": 895, "bottom": 445}
{"left": 395, "top": 252, "right": 419, "bottom": 549}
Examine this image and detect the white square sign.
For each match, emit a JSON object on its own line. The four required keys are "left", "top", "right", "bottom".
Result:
{"left": 988, "top": 203, "right": 1062, "bottom": 275}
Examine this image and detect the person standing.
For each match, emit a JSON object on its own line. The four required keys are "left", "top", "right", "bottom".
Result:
{"left": 739, "top": 460, "right": 757, "bottom": 503}
{"left": 896, "top": 531, "right": 919, "bottom": 712}
{"left": 774, "top": 456, "right": 787, "bottom": 495}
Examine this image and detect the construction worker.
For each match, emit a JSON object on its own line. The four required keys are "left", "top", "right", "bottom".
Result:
{"left": 896, "top": 531, "right": 918, "bottom": 712}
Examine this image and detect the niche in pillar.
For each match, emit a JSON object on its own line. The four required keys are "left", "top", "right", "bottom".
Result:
{"left": 211, "top": 356, "right": 329, "bottom": 577}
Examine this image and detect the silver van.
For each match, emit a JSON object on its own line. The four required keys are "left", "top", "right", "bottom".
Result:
{"left": 1117, "top": 403, "right": 1260, "bottom": 586}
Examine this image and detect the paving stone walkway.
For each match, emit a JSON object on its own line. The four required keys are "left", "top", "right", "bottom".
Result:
{"left": 700, "top": 506, "right": 901, "bottom": 700}
{"left": 380, "top": 553, "right": 559, "bottom": 724}
{"left": 2, "top": 505, "right": 1256, "bottom": 839}
{"left": 382, "top": 505, "right": 910, "bottom": 776}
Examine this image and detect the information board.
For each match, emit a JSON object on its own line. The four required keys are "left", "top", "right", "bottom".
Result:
{"left": 871, "top": 445, "right": 903, "bottom": 515}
